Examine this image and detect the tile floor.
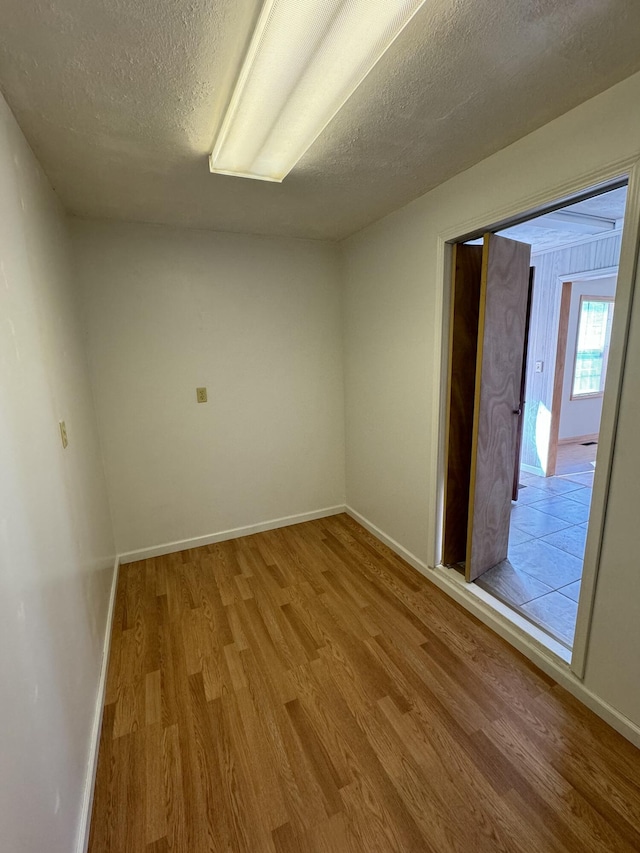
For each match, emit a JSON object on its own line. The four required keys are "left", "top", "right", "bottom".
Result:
{"left": 477, "top": 445, "right": 595, "bottom": 648}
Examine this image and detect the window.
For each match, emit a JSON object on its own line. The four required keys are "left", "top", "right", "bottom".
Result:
{"left": 571, "top": 296, "right": 614, "bottom": 399}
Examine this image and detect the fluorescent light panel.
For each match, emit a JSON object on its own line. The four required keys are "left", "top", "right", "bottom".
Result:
{"left": 210, "top": 0, "right": 428, "bottom": 182}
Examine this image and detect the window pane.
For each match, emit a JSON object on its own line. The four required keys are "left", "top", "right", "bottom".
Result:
{"left": 572, "top": 299, "right": 614, "bottom": 397}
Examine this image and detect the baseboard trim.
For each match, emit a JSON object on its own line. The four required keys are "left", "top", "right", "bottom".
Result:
{"left": 76, "top": 555, "right": 120, "bottom": 853}
{"left": 520, "top": 462, "right": 545, "bottom": 477}
{"left": 118, "top": 505, "right": 346, "bottom": 564}
{"left": 345, "top": 505, "right": 640, "bottom": 750}
{"left": 558, "top": 433, "right": 599, "bottom": 446}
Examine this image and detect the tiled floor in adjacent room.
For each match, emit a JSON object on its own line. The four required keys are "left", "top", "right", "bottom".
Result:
{"left": 477, "top": 444, "right": 595, "bottom": 648}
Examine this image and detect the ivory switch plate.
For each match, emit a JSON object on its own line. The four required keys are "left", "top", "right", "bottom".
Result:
{"left": 59, "top": 420, "right": 68, "bottom": 449}
{"left": 196, "top": 387, "right": 208, "bottom": 403}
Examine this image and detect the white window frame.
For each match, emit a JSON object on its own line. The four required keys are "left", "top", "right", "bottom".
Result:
{"left": 570, "top": 295, "right": 615, "bottom": 400}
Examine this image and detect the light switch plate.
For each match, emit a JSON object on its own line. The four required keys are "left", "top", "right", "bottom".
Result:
{"left": 196, "top": 387, "right": 208, "bottom": 403}
{"left": 59, "top": 420, "right": 68, "bottom": 449}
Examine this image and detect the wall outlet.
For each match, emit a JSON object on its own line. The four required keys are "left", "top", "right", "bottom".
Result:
{"left": 59, "top": 420, "right": 68, "bottom": 449}
{"left": 196, "top": 387, "right": 208, "bottom": 403}
{"left": 535, "top": 361, "right": 544, "bottom": 374}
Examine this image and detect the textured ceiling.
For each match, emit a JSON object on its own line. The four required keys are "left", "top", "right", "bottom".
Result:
{"left": 499, "top": 186, "right": 628, "bottom": 253}
{"left": 1, "top": 0, "right": 640, "bottom": 241}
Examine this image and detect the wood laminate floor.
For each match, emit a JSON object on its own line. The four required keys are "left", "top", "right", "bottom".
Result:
{"left": 89, "top": 513, "right": 640, "bottom": 852}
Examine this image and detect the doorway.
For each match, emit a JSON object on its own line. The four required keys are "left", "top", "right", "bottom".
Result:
{"left": 443, "top": 184, "right": 627, "bottom": 650}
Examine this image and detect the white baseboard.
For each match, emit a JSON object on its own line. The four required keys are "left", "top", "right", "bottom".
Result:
{"left": 345, "top": 505, "right": 640, "bottom": 750}
{"left": 76, "top": 555, "right": 120, "bottom": 853}
{"left": 558, "top": 433, "right": 599, "bottom": 446}
{"left": 520, "top": 462, "right": 545, "bottom": 477}
{"left": 118, "top": 505, "right": 346, "bottom": 564}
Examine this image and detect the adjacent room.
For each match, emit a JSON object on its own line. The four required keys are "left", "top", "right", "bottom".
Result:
{"left": 3, "top": 2, "right": 640, "bottom": 852}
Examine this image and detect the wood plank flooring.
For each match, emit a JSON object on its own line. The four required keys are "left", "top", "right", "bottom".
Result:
{"left": 88, "top": 513, "right": 640, "bottom": 852}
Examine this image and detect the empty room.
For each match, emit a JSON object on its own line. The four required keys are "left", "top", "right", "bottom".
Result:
{"left": 3, "top": 2, "right": 640, "bottom": 852}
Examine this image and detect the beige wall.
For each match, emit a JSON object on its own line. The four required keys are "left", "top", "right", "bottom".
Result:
{"left": 342, "top": 71, "right": 640, "bottom": 727}
{"left": 0, "top": 95, "right": 115, "bottom": 852}
{"left": 72, "top": 220, "right": 345, "bottom": 554}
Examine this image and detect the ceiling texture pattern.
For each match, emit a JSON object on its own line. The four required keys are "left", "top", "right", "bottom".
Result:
{"left": 498, "top": 186, "right": 628, "bottom": 253}
{"left": 1, "top": 0, "right": 640, "bottom": 241}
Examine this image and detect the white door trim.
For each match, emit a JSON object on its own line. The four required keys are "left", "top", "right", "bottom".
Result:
{"left": 571, "top": 164, "right": 640, "bottom": 677}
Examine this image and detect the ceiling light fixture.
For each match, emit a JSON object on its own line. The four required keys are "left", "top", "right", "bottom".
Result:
{"left": 209, "top": 0, "right": 428, "bottom": 182}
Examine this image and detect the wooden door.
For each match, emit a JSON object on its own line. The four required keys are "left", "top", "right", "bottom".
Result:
{"left": 512, "top": 268, "right": 535, "bottom": 500}
{"left": 466, "top": 234, "right": 532, "bottom": 581}
{"left": 442, "top": 244, "right": 483, "bottom": 565}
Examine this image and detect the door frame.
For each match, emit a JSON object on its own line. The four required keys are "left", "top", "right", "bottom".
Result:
{"left": 546, "top": 266, "right": 619, "bottom": 477}
{"left": 427, "top": 157, "right": 640, "bottom": 680}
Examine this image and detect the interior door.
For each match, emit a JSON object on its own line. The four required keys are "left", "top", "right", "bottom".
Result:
{"left": 512, "top": 268, "right": 535, "bottom": 501}
{"left": 442, "top": 243, "right": 483, "bottom": 565}
{"left": 466, "top": 234, "right": 532, "bottom": 581}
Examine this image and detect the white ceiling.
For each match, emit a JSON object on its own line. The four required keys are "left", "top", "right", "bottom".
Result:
{"left": 497, "top": 186, "right": 628, "bottom": 253}
{"left": 2, "top": 1, "right": 640, "bottom": 241}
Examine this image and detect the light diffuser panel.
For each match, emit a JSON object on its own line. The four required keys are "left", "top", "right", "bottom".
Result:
{"left": 209, "top": 0, "right": 428, "bottom": 182}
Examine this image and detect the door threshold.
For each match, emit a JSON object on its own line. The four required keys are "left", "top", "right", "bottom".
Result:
{"left": 430, "top": 563, "right": 572, "bottom": 665}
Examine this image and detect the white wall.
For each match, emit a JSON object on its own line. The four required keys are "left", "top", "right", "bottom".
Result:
{"left": 72, "top": 220, "right": 345, "bottom": 554}
{"left": 0, "top": 95, "right": 115, "bottom": 852}
{"left": 559, "top": 275, "right": 617, "bottom": 441}
{"left": 342, "top": 71, "right": 640, "bottom": 728}
{"left": 521, "top": 235, "right": 622, "bottom": 473}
